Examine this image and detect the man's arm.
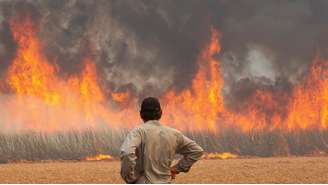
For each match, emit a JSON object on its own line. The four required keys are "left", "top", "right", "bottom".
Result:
{"left": 174, "top": 134, "right": 204, "bottom": 173}
{"left": 120, "top": 128, "right": 142, "bottom": 183}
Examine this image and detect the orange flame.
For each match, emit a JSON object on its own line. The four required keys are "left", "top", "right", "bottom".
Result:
{"left": 111, "top": 92, "right": 130, "bottom": 103}
{"left": 205, "top": 152, "right": 238, "bottom": 159}
{"left": 3, "top": 16, "right": 129, "bottom": 131}
{"left": 0, "top": 15, "right": 327, "bottom": 133}
{"left": 286, "top": 57, "right": 328, "bottom": 129}
{"left": 85, "top": 154, "right": 113, "bottom": 161}
{"left": 161, "top": 28, "right": 224, "bottom": 132}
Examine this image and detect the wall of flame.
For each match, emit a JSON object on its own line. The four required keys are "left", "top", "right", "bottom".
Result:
{"left": 0, "top": 16, "right": 326, "bottom": 133}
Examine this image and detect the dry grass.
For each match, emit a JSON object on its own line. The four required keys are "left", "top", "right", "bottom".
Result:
{"left": 1, "top": 129, "right": 328, "bottom": 162}
{"left": 0, "top": 157, "right": 328, "bottom": 183}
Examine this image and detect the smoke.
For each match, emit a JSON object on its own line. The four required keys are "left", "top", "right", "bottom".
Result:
{"left": 211, "top": 0, "right": 328, "bottom": 84}
{"left": 0, "top": 0, "right": 327, "bottom": 99}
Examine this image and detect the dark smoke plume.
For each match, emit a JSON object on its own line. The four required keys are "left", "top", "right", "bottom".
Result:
{"left": 0, "top": 0, "right": 327, "bottom": 99}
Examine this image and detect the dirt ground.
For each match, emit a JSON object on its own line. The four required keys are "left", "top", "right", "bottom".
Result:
{"left": 0, "top": 156, "right": 328, "bottom": 183}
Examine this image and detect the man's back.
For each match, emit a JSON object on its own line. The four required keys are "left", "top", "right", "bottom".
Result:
{"left": 120, "top": 120, "right": 204, "bottom": 183}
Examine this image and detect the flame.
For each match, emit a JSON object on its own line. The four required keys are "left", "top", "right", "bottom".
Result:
{"left": 205, "top": 152, "right": 238, "bottom": 159}
{"left": 286, "top": 57, "right": 328, "bottom": 129}
{"left": 2, "top": 16, "right": 129, "bottom": 131}
{"left": 111, "top": 92, "right": 130, "bottom": 103}
{"left": 224, "top": 89, "right": 288, "bottom": 131}
{"left": 8, "top": 18, "right": 60, "bottom": 105}
{"left": 160, "top": 27, "right": 327, "bottom": 132}
{"left": 0, "top": 15, "right": 327, "bottom": 133}
{"left": 85, "top": 154, "right": 113, "bottom": 161}
{"left": 161, "top": 28, "right": 224, "bottom": 132}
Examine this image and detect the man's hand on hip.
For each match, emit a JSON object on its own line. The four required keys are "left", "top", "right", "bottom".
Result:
{"left": 170, "top": 165, "right": 180, "bottom": 180}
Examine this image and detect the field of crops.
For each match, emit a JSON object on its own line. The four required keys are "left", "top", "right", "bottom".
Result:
{"left": 0, "top": 156, "right": 328, "bottom": 183}
{"left": 1, "top": 128, "right": 328, "bottom": 162}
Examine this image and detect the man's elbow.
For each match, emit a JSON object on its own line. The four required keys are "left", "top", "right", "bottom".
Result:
{"left": 189, "top": 145, "right": 204, "bottom": 161}
{"left": 195, "top": 146, "right": 204, "bottom": 160}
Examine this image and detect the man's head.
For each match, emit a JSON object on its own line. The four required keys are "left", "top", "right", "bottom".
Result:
{"left": 140, "top": 97, "right": 162, "bottom": 122}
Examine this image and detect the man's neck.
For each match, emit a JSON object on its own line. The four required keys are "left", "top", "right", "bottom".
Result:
{"left": 144, "top": 120, "right": 161, "bottom": 125}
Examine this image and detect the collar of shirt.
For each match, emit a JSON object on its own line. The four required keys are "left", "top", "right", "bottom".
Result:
{"left": 144, "top": 120, "right": 161, "bottom": 125}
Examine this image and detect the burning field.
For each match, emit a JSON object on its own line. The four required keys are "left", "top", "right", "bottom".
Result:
{"left": 3, "top": 14, "right": 326, "bottom": 133}
{"left": 0, "top": 0, "right": 327, "bottom": 163}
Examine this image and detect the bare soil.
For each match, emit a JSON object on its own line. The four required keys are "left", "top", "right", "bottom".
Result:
{"left": 0, "top": 157, "right": 328, "bottom": 183}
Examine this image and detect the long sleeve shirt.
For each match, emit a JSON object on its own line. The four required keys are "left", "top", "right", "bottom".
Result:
{"left": 120, "top": 120, "right": 204, "bottom": 183}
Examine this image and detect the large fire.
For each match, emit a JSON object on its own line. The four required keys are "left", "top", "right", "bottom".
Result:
{"left": 0, "top": 16, "right": 327, "bottom": 133}
{"left": 161, "top": 28, "right": 224, "bottom": 131}
{"left": 2, "top": 16, "right": 126, "bottom": 132}
{"left": 286, "top": 58, "right": 328, "bottom": 129}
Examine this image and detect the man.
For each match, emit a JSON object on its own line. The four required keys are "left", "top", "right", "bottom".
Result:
{"left": 120, "top": 97, "right": 204, "bottom": 183}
